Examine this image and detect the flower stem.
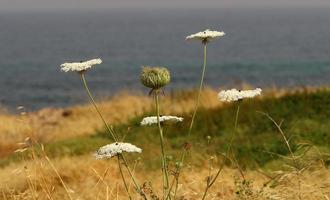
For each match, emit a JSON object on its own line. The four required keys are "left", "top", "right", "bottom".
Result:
{"left": 81, "top": 73, "right": 147, "bottom": 199}
{"left": 170, "top": 43, "right": 208, "bottom": 198}
{"left": 201, "top": 103, "right": 244, "bottom": 199}
{"left": 227, "top": 104, "right": 240, "bottom": 154}
{"left": 121, "top": 155, "right": 148, "bottom": 200}
{"left": 154, "top": 92, "right": 169, "bottom": 199}
{"left": 201, "top": 183, "right": 209, "bottom": 200}
{"left": 117, "top": 155, "right": 132, "bottom": 200}
{"left": 188, "top": 43, "right": 207, "bottom": 137}
{"left": 80, "top": 73, "right": 118, "bottom": 142}
{"left": 227, "top": 103, "right": 245, "bottom": 180}
{"left": 172, "top": 152, "right": 186, "bottom": 199}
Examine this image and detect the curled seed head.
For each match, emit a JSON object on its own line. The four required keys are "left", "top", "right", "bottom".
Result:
{"left": 140, "top": 66, "right": 170, "bottom": 90}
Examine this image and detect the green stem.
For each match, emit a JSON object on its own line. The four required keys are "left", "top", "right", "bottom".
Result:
{"left": 80, "top": 73, "right": 118, "bottom": 142}
{"left": 261, "top": 112, "right": 301, "bottom": 200}
{"left": 201, "top": 184, "right": 209, "bottom": 200}
{"left": 173, "top": 179, "right": 179, "bottom": 200}
{"left": 228, "top": 104, "right": 245, "bottom": 180}
{"left": 165, "top": 177, "right": 176, "bottom": 200}
{"left": 81, "top": 73, "right": 146, "bottom": 199}
{"left": 172, "top": 152, "right": 186, "bottom": 199}
{"left": 226, "top": 104, "right": 240, "bottom": 155}
{"left": 170, "top": 43, "right": 208, "bottom": 198}
{"left": 121, "top": 155, "right": 148, "bottom": 200}
{"left": 201, "top": 103, "right": 244, "bottom": 199}
{"left": 154, "top": 93, "right": 169, "bottom": 199}
{"left": 165, "top": 43, "right": 208, "bottom": 199}
{"left": 117, "top": 155, "right": 132, "bottom": 200}
{"left": 188, "top": 43, "right": 207, "bottom": 137}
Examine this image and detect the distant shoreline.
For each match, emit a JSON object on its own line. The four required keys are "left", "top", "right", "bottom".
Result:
{"left": 1, "top": 85, "right": 329, "bottom": 114}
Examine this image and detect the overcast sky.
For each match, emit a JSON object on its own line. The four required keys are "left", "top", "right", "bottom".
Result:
{"left": 1, "top": 0, "right": 330, "bottom": 11}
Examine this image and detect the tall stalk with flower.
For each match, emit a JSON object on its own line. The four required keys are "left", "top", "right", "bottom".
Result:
{"left": 200, "top": 88, "right": 262, "bottom": 200}
{"left": 185, "top": 29, "right": 225, "bottom": 137}
{"left": 170, "top": 29, "right": 225, "bottom": 197}
{"left": 60, "top": 59, "right": 147, "bottom": 199}
{"left": 140, "top": 66, "right": 172, "bottom": 199}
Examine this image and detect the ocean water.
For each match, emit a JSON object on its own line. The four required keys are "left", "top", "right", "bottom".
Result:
{"left": 0, "top": 8, "right": 330, "bottom": 110}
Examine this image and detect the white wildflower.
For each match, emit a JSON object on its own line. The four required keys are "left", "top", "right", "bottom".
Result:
{"left": 94, "top": 142, "right": 142, "bottom": 159}
{"left": 60, "top": 58, "right": 102, "bottom": 72}
{"left": 140, "top": 116, "right": 184, "bottom": 126}
{"left": 218, "top": 88, "right": 262, "bottom": 102}
{"left": 186, "top": 29, "right": 225, "bottom": 43}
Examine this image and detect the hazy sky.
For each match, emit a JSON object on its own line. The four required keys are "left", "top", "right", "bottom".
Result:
{"left": 1, "top": 0, "right": 330, "bottom": 11}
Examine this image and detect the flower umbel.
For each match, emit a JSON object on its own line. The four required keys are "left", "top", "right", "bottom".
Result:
{"left": 60, "top": 58, "right": 102, "bottom": 72}
{"left": 94, "top": 142, "right": 142, "bottom": 159}
{"left": 140, "top": 66, "right": 170, "bottom": 90}
{"left": 218, "top": 88, "right": 262, "bottom": 102}
{"left": 140, "top": 116, "right": 183, "bottom": 126}
{"left": 186, "top": 29, "right": 225, "bottom": 43}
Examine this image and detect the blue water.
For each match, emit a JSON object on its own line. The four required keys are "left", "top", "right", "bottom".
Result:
{"left": 0, "top": 8, "right": 330, "bottom": 110}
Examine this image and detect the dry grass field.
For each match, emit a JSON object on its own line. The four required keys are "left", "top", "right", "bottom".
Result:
{"left": 0, "top": 87, "right": 329, "bottom": 199}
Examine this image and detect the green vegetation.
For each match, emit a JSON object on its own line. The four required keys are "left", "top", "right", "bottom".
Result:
{"left": 2, "top": 89, "right": 330, "bottom": 169}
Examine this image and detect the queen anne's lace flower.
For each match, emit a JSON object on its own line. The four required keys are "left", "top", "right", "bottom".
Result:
{"left": 60, "top": 58, "right": 102, "bottom": 72}
{"left": 186, "top": 29, "right": 225, "bottom": 42}
{"left": 94, "top": 142, "right": 142, "bottom": 159}
{"left": 140, "top": 116, "right": 183, "bottom": 126}
{"left": 218, "top": 88, "right": 262, "bottom": 102}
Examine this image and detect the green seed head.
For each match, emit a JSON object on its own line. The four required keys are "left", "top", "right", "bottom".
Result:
{"left": 140, "top": 66, "right": 171, "bottom": 89}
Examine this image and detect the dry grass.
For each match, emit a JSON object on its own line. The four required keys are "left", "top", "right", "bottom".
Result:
{"left": 0, "top": 88, "right": 220, "bottom": 158}
{"left": 1, "top": 86, "right": 330, "bottom": 200}
{"left": 0, "top": 153, "right": 329, "bottom": 200}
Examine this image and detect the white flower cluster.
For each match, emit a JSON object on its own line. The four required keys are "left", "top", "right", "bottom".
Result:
{"left": 186, "top": 29, "right": 225, "bottom": 42}
{"left": 218, "top": 88, "right": 262, "bottom": 102}
{"left": 60, "top": 58, "right": 102, "bottom": 72}
{"left": 140, "top": 116, "right": 183, "bottom": 126}
{"left": 94, "top": 142, "right": 142, "bottom": 159}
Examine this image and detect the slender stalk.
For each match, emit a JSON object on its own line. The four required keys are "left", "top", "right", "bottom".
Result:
{"left": 80, "top": 73, "right": 118, "bottom": 141}
{"left": 128, "top": 159, "right": 139, "bottom": 192}
{"left": 173, "top": 178, "right": 179, "bottom": 200}
{"left": 168, "top": 43, "right": 208, "bottom": 199}
{"left": 201, "top": 155, "right": 227, "bottom": 200}
{"left": 201, "top": 184, "right": 209, "bottom": 200}
{"left": 201, "top": 103, "right": 244, "bottom": 199}
{"left": 227, "top": 104, "right": 245, "bottom": 180}
{"left": 172, "top": 152, "right": 186, "bottom": 199}
{"left": 45, "top": 156, "right": 73, "bottom": 200}
{"left": 117, "top": 155, "right": 132, "bottom": 200}
{"left": 188, "top": 43, "right": 207, "bottom": 137}
{"left": 165, "top": 177, "right": 176, "bottom": 200}
{"left": 154, "top": 92, "right": 170, "bottom": 199}
{"left": 227, "top": 104, "right": 240, "bottom": 155}
{"left": 261, "top": 112, "right": 301, "bottom": 200}
{"left": 121, "top": 155, "right": 148, "bottom": 200}
{"left": 80, "top": 73, "right": 147, "bottom": 199}
{"left": 169, "top": 41, "right": 207, "bottom": 199}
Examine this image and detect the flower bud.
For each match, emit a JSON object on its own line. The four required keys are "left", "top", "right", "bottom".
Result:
{"left": 140, "top": 66, "right": 170, "bottom": 90}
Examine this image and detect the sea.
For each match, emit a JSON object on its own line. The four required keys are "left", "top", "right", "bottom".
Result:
{"left": 0, "top": 8, "right": 329, "bottom": 111}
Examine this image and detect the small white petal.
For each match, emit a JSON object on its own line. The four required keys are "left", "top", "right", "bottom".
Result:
{"left": 186, "top": 29, "right": 225, "bottom": 42}
{"left": 140, "top": 116, "right": 184, "bottom": 126}
{"left": 60, "top": 58, "right": 102, "bottom": 72}
{"left": 94, "top": 142, "right": 142, "bottom": 159}
{"left": 218, "top": 88, "right": 262, "bottom": 102}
